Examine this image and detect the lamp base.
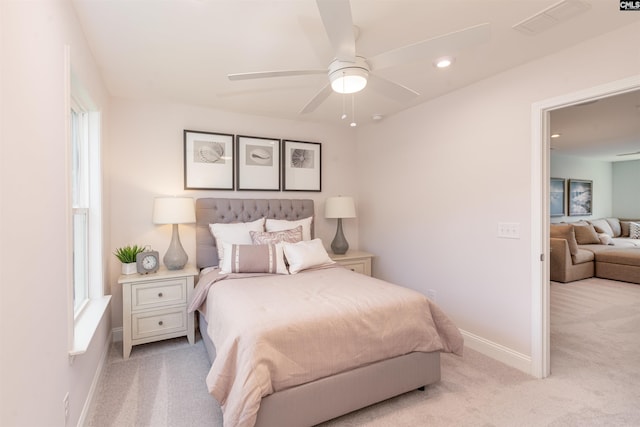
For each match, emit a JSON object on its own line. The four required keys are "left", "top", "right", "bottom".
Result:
{"left": 164, "top": 224, "right": 188, "bottom": 270}
{"left": 331, "top": 218, "right": 349, "bottom": 255}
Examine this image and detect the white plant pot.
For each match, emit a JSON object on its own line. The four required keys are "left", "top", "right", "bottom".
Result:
{"left": 121, "top": 262, "right": 137, "bottom": 275}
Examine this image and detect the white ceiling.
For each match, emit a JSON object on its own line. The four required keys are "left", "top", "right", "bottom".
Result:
{"left": 72, "top": 0, "right": 640, "bottom": 158}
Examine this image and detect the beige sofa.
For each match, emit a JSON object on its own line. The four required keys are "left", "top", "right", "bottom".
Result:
{"left": 550, "top": 218, "right": 640, "bottom": 283}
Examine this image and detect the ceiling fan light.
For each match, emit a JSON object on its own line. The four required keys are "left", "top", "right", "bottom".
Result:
{"left": 331, "top": 71, "right": 368, "bottom": 94}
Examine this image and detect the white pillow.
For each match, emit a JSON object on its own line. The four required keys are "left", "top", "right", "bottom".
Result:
{"left": 630, "top": 222, "right": 640, "bottom": 239}
{"left": 265, "top": 217, "right": 313, "bottom": 241}
{"left": 209, "top": 217, "right": 265, "bottom": 266}
{"left": 219, "top": 242, "right": 288, "bottom": 275}
{"left": 282, "top": 238, "right": 335, "bottom": 274}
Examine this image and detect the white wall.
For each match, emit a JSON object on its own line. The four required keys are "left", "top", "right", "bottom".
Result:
{"left": 613, "top": 159, "right": 640, "bottom": 218}
{"left": 550, "top": 153, "right": 613, "bottom": 223}
{"left": 107, "top": 98, "right": 359, "bottom": 328}
{"left": 0, "top": 1, "right": 111, "bottom": 426}
{"left": 356, "top": 22, "right": 640, "bottom": 366}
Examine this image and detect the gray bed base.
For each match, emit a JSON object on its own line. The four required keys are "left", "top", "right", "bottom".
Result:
{"left": 195, "top": 198, "right": 442, "bottom": 426}
{"left": 199, "top": 313, "right": 440, "bottom": 427}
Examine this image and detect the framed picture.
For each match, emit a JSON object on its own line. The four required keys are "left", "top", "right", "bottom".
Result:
{"left": 282, "top": 140, "right": 321, "bottom": 192}
{"left": 550, "top": 178, "right": 565, "bottom": 217}
{"left": 236, "top": 135, "right": 281, "bottom": 191}
{"left": 184, "top": 130, "right": 234, "bottom": 190}
{"left": 568, "top": 179, "right": 592, "bottom": 216}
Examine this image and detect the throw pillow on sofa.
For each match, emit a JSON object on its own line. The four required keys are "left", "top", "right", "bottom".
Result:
{"left": 589, "top": 218, "right": 614, "bottom": 237}
{"left": 598, "top": 233, "right": 614, "bottom": 245}
{"left": 630, "top": 222, "right": 640, "bottom": 239}
{"left": 605, "top": 218, "right": 622, "bottom": 237}
{"left": 573, "top": 224, "right": 600, "bottom": 244}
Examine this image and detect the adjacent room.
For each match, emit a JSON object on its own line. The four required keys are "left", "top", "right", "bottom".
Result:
{"left": 2, "top": 1, "right": 639, "bottom": 426}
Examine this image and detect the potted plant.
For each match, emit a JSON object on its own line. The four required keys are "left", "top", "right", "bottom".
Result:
{"left": 114, "top": 244, "right": 145, "bottom": 275}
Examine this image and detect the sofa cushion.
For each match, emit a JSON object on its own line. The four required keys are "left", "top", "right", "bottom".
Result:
{"left": 605, "top": 218, "right": 622, "bottom": 237}
{"left": 550, "top": 224, "right": 578, "bottom": 256}
{"left": 573, "top": 224, "right": 600, "bottom": 245}
{"left": 595, "top": 249, "right": 640, "bottom": 267}
{"left": 573, "top": 248, "right": 595, "bottom": 264}
{"left": 620, "top": 221, "right": 631, "bottom": 237}
{"left": 589, "top": 218, "right": 614, "bottom": 237}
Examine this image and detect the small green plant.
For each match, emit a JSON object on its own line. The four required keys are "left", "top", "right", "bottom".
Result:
{"left": 113, "top": 245, "right": 145, "bottom": 263}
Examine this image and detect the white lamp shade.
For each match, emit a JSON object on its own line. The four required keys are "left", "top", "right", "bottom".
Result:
{"left": 325, "top": 196, "right": 356, "bottom": 219}
{"left": 153, "top": 197, "right": 196, "bottom": 224}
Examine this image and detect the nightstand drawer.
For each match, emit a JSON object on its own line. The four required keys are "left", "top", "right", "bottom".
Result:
{"left": 132, "top": 308, "right": 187, "bottom": 340}
{"left": 340, "top": 261, "right": 366, "bottom": 275}
{"left": 132, "top": 279, "right": 187, "bottom": 311}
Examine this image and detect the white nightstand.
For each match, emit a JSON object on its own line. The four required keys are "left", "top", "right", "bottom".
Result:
{"left": 118, "top": 265, "right": 198, "bottom": 359}
{"left": 330, "top": 251, "right": 373, "bottom": 276}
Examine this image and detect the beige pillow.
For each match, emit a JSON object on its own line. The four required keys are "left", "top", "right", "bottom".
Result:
{"left": 219, "top": 242, "right": 288, "bottom": 274}
{"left": 589, "top": 218, "right": 614, "bottom": 237}
{"left": 573, "top": 224, "right": 600, "bottom": 245}
{"left": 550, "top": 224, "right": 579, "bottom": 256}
{"left": 620, "top": 221, "right": 631, "bottom": 237}
{"left": 597, "top": 233, "right": 614, "bottom": 245}
{"left": 265, "top": 217, "right": 313, "bottom": 241}
{"left": 605, "top": 218, "right": 622, "bottom": 237}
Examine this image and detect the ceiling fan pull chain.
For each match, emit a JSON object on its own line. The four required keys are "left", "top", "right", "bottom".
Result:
{"left": 350, "top": 94, "right": 357, "bottom": 127}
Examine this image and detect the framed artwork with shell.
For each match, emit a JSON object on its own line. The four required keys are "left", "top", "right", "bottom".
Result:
{"left": 282, "top": 140, "right": 321, "bottom": 192}
{"left": 236, "top": 135, "right": 281, "bottom": 191}
{"left": 184, "top": 130, "right": 234, "bottom": 190}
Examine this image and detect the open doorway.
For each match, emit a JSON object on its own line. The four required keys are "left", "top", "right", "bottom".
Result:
{"left": 531, "top": 75, "right": 640, "bottom": 379}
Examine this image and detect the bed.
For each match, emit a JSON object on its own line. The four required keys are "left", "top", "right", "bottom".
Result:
{"left": 191, "top": 197, "right": 463, "bottom": 427}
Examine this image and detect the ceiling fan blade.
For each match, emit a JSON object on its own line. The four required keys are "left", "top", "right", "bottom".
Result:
{"left": 300, "top": 83, "right": 333, "bottom": 114}
{"left": 368, "top": 75, "right": 420, "bottom": 103}
{"left": 316, "top": 0, "right": 356, "bottom": 62}
{"left": 228, "top": 69, "right": 325, "bottom": 81}
{"left": 368, "top": 23, "right": 491, "bottom": 71}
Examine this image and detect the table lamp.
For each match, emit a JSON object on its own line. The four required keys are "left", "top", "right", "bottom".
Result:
{"left": 153, "top": 197, "right": 196, "bottom": 270}
{"left": 324, "top": 196, "right": 356, "bottom": 255}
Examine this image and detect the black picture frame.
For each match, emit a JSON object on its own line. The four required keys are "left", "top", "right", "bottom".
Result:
{"left": 568, "top": 179, "right": 593, "bottom": 216}
{"left": 282, "top": 140, "right": 321, "bottom": 192}
{"left": 184, "top": 130, "right": 234, "bottom": 190}
{"left": 550, "top": 178, "right": 565, "bottom": 217}
{"left": 236, "top": 135, "right": 281, "bottom": 191}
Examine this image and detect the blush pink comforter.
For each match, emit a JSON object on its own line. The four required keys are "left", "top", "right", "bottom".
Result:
{"left": 196, "top": 266, "right": 463, "bottom": 427}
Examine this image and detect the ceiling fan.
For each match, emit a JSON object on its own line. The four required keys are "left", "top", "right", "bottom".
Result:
{"left": 228, "top": 0, "right": 490, "bottom": 116}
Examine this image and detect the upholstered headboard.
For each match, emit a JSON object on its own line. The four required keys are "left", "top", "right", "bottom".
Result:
{"left": 195, "top": 198, "right": 315, "bottom": 269}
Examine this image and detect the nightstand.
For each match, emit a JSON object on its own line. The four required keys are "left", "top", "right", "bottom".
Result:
{"left": 118, "top": 265, "right": 198, "bottom": 359}
{"left": 330, "top": 251, "right": 373, "bottom": 276}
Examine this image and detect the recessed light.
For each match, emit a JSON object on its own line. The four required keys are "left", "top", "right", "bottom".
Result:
{"left": 551, "top": 133, "right": 561, "bottom": 138}
{"left": 434, "top": 57, "right": 454, "bottom": 69}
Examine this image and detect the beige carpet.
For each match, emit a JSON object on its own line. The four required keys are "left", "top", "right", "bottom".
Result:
{"left": 87, "top": 277, "right": 640, "bottom": 426}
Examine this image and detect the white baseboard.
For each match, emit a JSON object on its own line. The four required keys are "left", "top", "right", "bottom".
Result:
{"left": 77, "top": 329, "right": 112, "bottom": 427}
{"left": 112, "top": 327, "right": 123, "bottom": 342}
{"left": 460, "top": 329, "right": 532, "bottom": 375}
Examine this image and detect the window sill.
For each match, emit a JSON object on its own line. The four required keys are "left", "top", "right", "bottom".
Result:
{"left": 70, "top": 295, "right": 111, "bottom": 356}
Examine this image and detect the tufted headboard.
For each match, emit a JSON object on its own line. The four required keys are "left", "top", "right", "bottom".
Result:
{"left": 195, "top": 198, "right": 315, "bottom": 269}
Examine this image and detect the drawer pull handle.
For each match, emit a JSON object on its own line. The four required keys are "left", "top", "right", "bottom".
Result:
{"left": 158, "top": 320, "right": 164, "bottom": 326}
{"left": 158, "top": 292, "right": 163, "bottom": 298}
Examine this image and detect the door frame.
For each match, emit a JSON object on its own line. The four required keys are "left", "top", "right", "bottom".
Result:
{"left": 530, "top": 75, "right": 640, "bottom": 379}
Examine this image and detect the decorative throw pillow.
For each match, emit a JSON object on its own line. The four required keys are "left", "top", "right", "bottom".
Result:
{"left": 597, "top": 233, "right": 614, "bottom": 245}
{"left": 219, "top": 242, "right": 288, "bottom": 274}
{"left": 605, "top": 218, "right": 622, "bottom": 237}
{"left": 250, "top": 226, "right": 303, "bottom": 245}
{"left": 620, "top": 221, "right": 631, "bottom": 237}
{"left": 589, "top": 218, "right": 614, "bottom": 237}
{"left": 265, "top": 217, "right": 313, "bottom": 241}
{"left": 572, "top": 224, "right": 600, "bottom": 245}
{"left": 209, "top": 217, "right": 265, "bottom": 266}
{"left": 550, "top": 224, "right": 579, "bottom": 256}
{"left": 282, "top": 238, "right": 335, "bottom": 274}
{"left": 630, "top": 222, "right": 640, "bottom": 239}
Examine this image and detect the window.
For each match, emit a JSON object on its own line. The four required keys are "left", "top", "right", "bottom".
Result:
{"left": 71, "top": 103, "right": 90, "bottom": 315}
